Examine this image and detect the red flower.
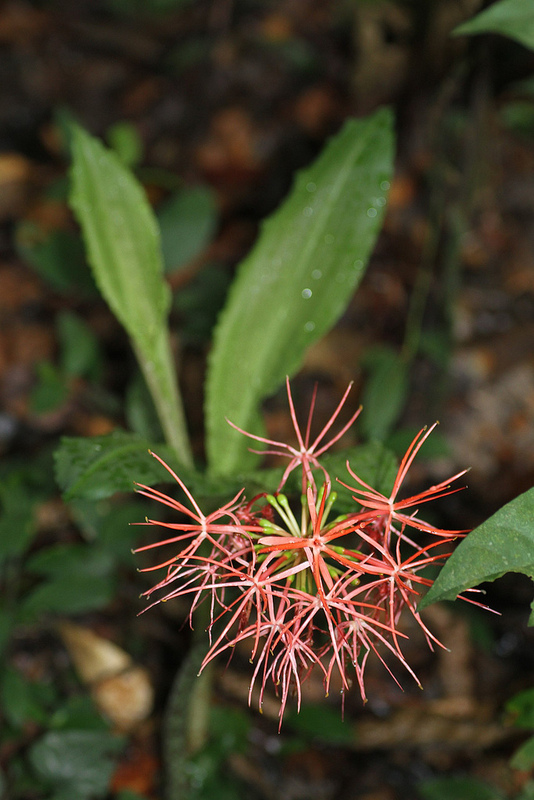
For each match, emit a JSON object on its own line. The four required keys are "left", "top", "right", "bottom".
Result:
{"left": 134, "top": 383, "right": 475, "bottom": 724}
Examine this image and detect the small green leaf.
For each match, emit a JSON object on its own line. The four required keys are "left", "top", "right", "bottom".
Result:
{"left": 30, "top": 361, "right": 69, "bottom": 414}
{"left": 174, "top": 264, "right": 231, "bottom": 344}
{"left": 0, "top": 477, "right": 37, "bottom": 564}
{"left": 359, "top": 347, "right": 409, "bottom": 441}
{"left": 57, "top": 311, "right": 101, "bottom": 380}
{"left": 321, "top": 442, "right": 397, "bottom": 512}
{"left": 50, "top": 695, "right": 109, "bottom": 732}
{"left": 1, "top": 668, "right": 50, "bottom": 728}
{"left": 506, "top": 688, "right": 534, "bottom": 728}
{"left": 158, "top": 186, "right": 217, "bottom": 273}
{"left": 418, "top": 776, "right": 505, "bottom": 800}
{"left": 106, "top": 121, "right": 143, "bottom": 168}
{"left": 125, "top": 372, "right": 164, "bottom": 441}
{"left": 421, "top": 487, "right": 534, "bottom": 609}
{"left": 286, "top": 704, "right": 353, "bottom": 745}
{"left": 206, "top": 108, "right": 395, "bottom": 475}
{"left": 454, "top": 0, "right": 534, "bottom": 52}
{"left": 16, "top": 222, "right": 95, "bottom": 294}
{"left": 511, "top": 735, "right": 534, "bottom": 771}
{"left": 29, "top": 729, "right": 122, "bottom": 799}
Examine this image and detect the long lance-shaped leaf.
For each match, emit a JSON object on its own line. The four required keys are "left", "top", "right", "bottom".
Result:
{"left": 421, "top": 487, "right": 534, "bottom": 622}
{"left": 69, "top": 124, "right": 192, "bottom": 465}
{"left": 206, "top": 108, "right": 394, "bottom": 476}
{"left": 454, "top": 0, "right": 534, "bottom": 52}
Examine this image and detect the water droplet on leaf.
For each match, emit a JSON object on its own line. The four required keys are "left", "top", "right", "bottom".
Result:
{"left": 304, "top": 321, "right": 315, "bottom": 332}
{"left": 301, "top": 288, "right": 312, "bottom": 299}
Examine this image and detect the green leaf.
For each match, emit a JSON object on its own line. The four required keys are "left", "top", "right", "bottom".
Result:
{"left": 15, "top": 222, "right": 95, "bottom": 295}
{"left": 286, "top": 704, "right": 353, "bottom": 745}
{"left": 57, "top": 311, "right": 101, "bottom": 380}
{"left": 125, "top": 372, "right": 164, "bottom": 441}
{"left": 420, "top": 487, "right": 534, "bottom": 609}
{"left": 454, "top": 0, "right": 534, "bottom": 51}
{"left": 506, "top": 687, "right": 534, "bottom": 728}
{"left": 69, "top": 123, "right": 169, "bottom": 354}
{"left": 30, "top": 361, "right": 70, "bottom": 414}
{"left": 21, "top": 572, "right": 116, "bottom": 618}
{"left": 106, "top": 121, "right": 143, "bottom": 169}
{"left": 26, "top": 542, "right": 114, "bottom": 578}
{"left": 321, "top": 442, "right": 397, "bottom": 512}
{"left": 174, "top": 264, "right": 231, "bottom": 344}
{"left": 359, "top": 346, "right": 409, "bottom": 441}
{"left": 54, "top": 430, "right": 238, "bottom": 502}
{"left": 206, "top": 108, "right": 394, "bottom": 476}
{"left": 158, "top": 186, "right": 217, "bottom": 273}
{"left": 69, "top": 124, "right": 192, "bottom": 462}
{"left": 511, "top": 736, "right": 534, "bottom": 771}
{"left": 1, "top": 668, "right": 51, "bottom": 728}
{"left": 50, "top": 695, "right": 109, "bottom": 732}
{"left": 418, "top": 776, "right": 505, "bottom": 800}
{"left": 29, "top": 729, "right": 123, "bottom": 799}
{"left": 0, "top": 476, "right": 37, "bottom": 564}
{"left": 55, "top": 431, "right": 184, "bottom": 500}
{"left": 22, "top": 543, "right": 116, "bottom": 617}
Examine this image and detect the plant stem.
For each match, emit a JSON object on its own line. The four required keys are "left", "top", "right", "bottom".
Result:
{"left": 133, "top": 330, "right": 194, "bottom": 467}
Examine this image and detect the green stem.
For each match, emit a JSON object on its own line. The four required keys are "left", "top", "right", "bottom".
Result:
{"left": 133, "top": 330, "right": 193, "bottom": 467}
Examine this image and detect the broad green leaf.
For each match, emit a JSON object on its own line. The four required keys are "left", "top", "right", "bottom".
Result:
{"left": 206, "top": 108, "right": 394, "bottom": 476}
{"left": 54, "top": 431, "right": 239, "bottom": 501}
{"left": 421, "top": 487, "right": 534, "bottom": 610}
{"left": 158, "top": 186, "right": 217, "bottom": 273}
{"left": 26, "top": 543, "right": 114, "bottom": 578}
{"left": 22, "top": 543, "right": 117, "bottom": 617}
{"left": 54, "top": 431, "right": 181, "bottom": 500}
{"left": 70, "top": 123, "right": 169, "bottom": 353}
{"left": 21, "top": 572, "right": 116, "bottom": 618}
{"left": 69, "top": 124, "right": 191, "bottom": 461}
{"left": 454, "top": 0, "right": 534, "bottom": 52}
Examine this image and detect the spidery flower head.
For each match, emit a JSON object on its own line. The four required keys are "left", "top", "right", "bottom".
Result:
{"left": 134, "top": 380, "right": 476, "bottom": 725}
